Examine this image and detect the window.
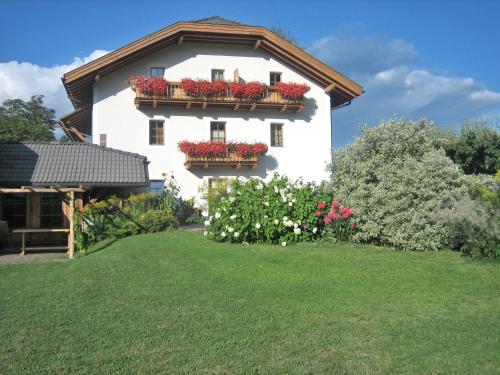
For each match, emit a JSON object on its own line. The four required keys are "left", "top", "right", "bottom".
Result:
{"left": 210, "top": 122, "right": 226, "bottom": 142}
{"left": 100, "top": 133, "right": 107, "bottom": 147}
{"left": 149, "top": 120, "right": 164, "bottom": 145}
{"left": 270, "top": 72, "right": 281, "bottom": 86}
{"left": 211, "top": 69, "right": 225, "bottom": 81}
{"left": 150, "top": 67, "right": 165, "bottom": 77}
{"left": 2, "top": 194, "right": 26, "bottom": 228}
{"left": 150, "top": 180, "right": 165, "bottom": 196}
{"left": 40, "top": 194, "right": 63, "bottom": 228}
{"left": 271, "top": 123, "right": 283, "bottom": 147}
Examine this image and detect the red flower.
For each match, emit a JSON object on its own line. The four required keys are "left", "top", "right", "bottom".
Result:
{"left": 252, "top": 143, "right": 268, "bottom": 155}
{"left": 314, "top": 211, "right": 322, "bottom": 217}
{"left": 351, "top": 223, "right": 357, "bottom": 230}
{"left": 228, "top": 82, "right": 246, "bottom": 98}
{"left": 317, "top": 202, "right": 326, "bottom": 209}
{"left": 211, "top": 80, "right": 227, "bottom": 97}
{"left": 331, "top": 200, "right": 339, "bottom": 209}
{"left": 130, "top": 76, "right": 169, "bottom": 96}
{"left": 180, "top": 78, "right": 198, "bottom": 96}
{"left": 276, "top": 82, "right": 310, "bottom": 100}
{"left": 243, "top": 82, "right": 265, "bottom": 100}
{"left": 342, "top": 208, "right": 352, "bottom": 219}
{"left": 323, "top": 217, "right": 332, "bottom": 224}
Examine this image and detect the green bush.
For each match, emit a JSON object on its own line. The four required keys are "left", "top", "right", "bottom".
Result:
{"left": 137, "top": 210, "right": 178, "bottom": 233}
{"left": 205, "top": 174, "right": 328, "bottom": 245}
{"left": 329, "top": 118, "right": 469, "bottom": 251}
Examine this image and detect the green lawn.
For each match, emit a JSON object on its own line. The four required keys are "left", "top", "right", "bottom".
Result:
{"left": 1, "top": 231, "right": 499, "bottom": 374}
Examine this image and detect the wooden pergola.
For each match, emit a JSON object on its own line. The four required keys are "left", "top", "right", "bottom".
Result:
{"left": 0, "top": 186, "right": 86, "bottom": 258}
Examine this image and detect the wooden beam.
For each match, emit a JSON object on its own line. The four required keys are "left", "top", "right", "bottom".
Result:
{"left": 296, "top": 104, "right": 304, "bottom": 113}
{"left": 186, "top": 101, "right": 191, "bottom": 109}
{"left": 249, "top": 103, "right": 256, "bottom": 111}
{"left": 153, "top": 99, "right": 157, "bottom": 108}
{"left": 280, "top": 104, "right": 288, "bottom": 112}
{"left": 178, "top": 35, "right": 184, "bottom": 45}
{"left": 202, "top": 101, "right": 207, "bottom": 110}
{"left": 68, "top": 190, "right": 75, "bottom": 259}
{"left": 253, "top": 39, "right": 262, "bottom": 49}
{"left": 94, "top": 74, "right": 100, "bottom": 83}
{"left": 324, "top": 83, "right": 336, "bottom": 93}
{"left": 234, "top": 103, "right": 240, "bottom": 111}
{"left": 0, "top": 187, "right": 86, "bottom": 194}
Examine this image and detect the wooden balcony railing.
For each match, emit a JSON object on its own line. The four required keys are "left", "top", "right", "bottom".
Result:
{"left": 184, "top": 152, "right": 259, "bottom": 169}
{"left": 135, "top": 82, "right": 304, "bottom": 112}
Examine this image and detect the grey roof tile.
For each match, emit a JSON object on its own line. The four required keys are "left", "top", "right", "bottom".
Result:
{"left": 0, "top": 142, "right": 149, "bottom": 187}
{"left": 191, "top": 16, "right": 244, "bottom": 26}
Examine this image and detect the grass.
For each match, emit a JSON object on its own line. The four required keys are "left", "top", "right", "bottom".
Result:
{"left": 0, "top": 231, "right": 499, "bottom": 374}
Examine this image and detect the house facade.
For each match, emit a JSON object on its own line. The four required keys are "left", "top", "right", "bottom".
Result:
{"left": 60, "top": 17, "right": 363, "bottom": 200}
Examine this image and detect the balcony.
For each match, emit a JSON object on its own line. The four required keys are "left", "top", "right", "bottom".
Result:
{"left": 133, "top": 81, "right": 305, "bottom": 112}
{"left": 184, "top": 152, "right": 259, "bottom": 169}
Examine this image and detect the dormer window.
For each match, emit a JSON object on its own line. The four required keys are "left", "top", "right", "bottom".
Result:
{"left": 211, "top": 69, "right": 225, "bottom": 81}
{"left": 150, "top": 67, "right": 165, "bottom": 77}
{"left": 270, "top": 72, "right": 281, "bottom": 86}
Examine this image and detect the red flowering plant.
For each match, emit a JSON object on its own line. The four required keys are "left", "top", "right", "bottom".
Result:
{"left": 276, "top": 82, "right": 310, "bottom": 101}
{"left": 313, "top": 200, "right": 357, "bottom": 241}
{"left": 180, "top": 78, "right": 199, "bottom": 97}
{"left": 127, "top": 76, "right": 170, "bottom": 96}
{"left": 243, "top": 82, "right": 265, "bottom": 100}
{"left": 228, "top": 82, "right": 246, "bottom": 99}
{"left": 211, "top": 80, "right": 228, "bottom": 97}
{"left": 178, "top": 141, "right": 268, "bottom": 158}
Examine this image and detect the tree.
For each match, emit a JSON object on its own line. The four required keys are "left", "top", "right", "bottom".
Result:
{"left": 329, "top": 118, "right": 468, "bottom": 251}
{"left": 443, "top": 121, "right": 500, "bottom": 174}
{"left": 0, "top": 95, "right": 56, "bottom": 142}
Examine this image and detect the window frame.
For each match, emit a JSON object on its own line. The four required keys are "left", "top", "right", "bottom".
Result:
{"left": 149, "top": 119, "right": 165, "bottom": 145}
{"left": 211, "top": 69, "right": 225, "bottom": 81}
{"left": 149, "top": 66, "right": 165, "bottom": 77}
{"left": 270, "top": 72, "right": 282, "bottom": 86}
{"left": 40, "top": 193, "right": 64, "bottom": 228}
{"left": 270, "top": 123, "right": 284, "bottom": 147}
{"left": 2, "top": 193, "right": 27, "bottom": 229}
{"left": 210, "top": 121, "right": 226, "bottom": 143}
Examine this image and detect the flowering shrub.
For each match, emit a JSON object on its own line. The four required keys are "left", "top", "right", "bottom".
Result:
{"left": 329, "top": 118, "right": 469, "bottom": 251}
{"left": 179, "top": 79, "right": 227, "bottom": 98}
{"left": 178, "top": 141, "right": 268, "bottom": 157}
{"left": 276, "top": 82, "right": 310, "bottom": 100}
{"left": 204, "top": 174, "right": 328, "bottom": 245}
{"left": 211, "top": 80, "right": 227, "bottom": 96}
{"left": 315, "top": 200, "right": 356, "bottom": 241}
{"left": 128, "top": 76, "right": 169, "bottom": 96}
{"left": 180, "top": 78, "right": 199, "bottom": 96}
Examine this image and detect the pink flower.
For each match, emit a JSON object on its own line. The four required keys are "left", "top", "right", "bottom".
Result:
{"left": 351, "top": 223, "right": 357, "bottom": 230}
{"left": 315, "top": 211, "right": 322, "bottom": 217}
{"left": 323, "top": 217, "right": 332, "bottom": 224}
{"left": 317, "top": 202, "right": 326, "bottom": 209}
{"left": 328, "top": 212, "right": 339, "bottom": 219}
{"left": 342, "top": 208, "right": 352, "bottom": 219}
{"left": 331, "top": 200, "right": 339, "bottom": 209}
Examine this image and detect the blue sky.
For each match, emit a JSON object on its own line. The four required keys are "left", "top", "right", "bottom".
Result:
{"left": 1, "top": 0, "right": 499, "bottom": 145}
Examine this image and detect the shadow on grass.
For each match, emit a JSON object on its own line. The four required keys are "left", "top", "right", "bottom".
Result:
{"left": 77, "top": 238, "right": 119, "bottom": 258}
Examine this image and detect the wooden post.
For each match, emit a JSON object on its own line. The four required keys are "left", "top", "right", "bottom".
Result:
{"left": 21, "top": 232, "right": 26, "bottom": 256}
{"left": 68, "top": 191, "right": 75, "bottom": 259}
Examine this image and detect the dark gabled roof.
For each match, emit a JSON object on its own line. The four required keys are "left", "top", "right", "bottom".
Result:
{"left": 0, "top": 142, "right": 149, "bottom": 187}
{"left": 191, "top": 16, "right": 244, "bottom": 26}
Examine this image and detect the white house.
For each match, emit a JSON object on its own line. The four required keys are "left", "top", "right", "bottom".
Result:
{"left": 60, "top": 17, "right": 363, "bottom": 200}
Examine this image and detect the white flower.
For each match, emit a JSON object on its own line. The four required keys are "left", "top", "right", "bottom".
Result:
{"left": 209, "top": 215, "right": 213, "bottom": 221}
{"left": 228, "top": 227, "right": 234, "bottom": 233}
{"left": 283, "top": 216, "right": 289, "bottom": 221}
{"left": 274, "top": 219, "right": 279, "bottom": 225}
{"left": 294, "top": 228, "right": 301, "bottom": 235}
{"left": 292, "top": 198, "right": 296, "bottom": 203}
{"left": 282, "top": 197, "right": 288, "bottom": 203}
{"left": 256, "top": 183, "right": 263, "bottom": 190}
{"left": 203, "top": 231, "right": 208, "bottom": 236}
{"left": 234, "top": 232, "right": 240, "bottom": 238}
{"left": 215, "top": 212, "right": 221, "bottom": 219}
{"left": 264, "top": 214, "right": 268, "bottom": 219}
{"left": 281, "top": 241, "right": 287, "bottom": 247}
{"left": 255, "top": 223, "right": 261, "bottom": 229}
{"left": 264, "top": 201, "right": 269, "bottom": 206}
{"left": 288, "top": 201, "right": 293, "bottom": 206}
{"left": 204, "top": 220, "right": 211, "bottom": 226}
{"left": 285, "top": 220, "right": 294, "bottom": 227}
{"left": 274, "top": 186, "right": 279, "bottom": 193}
{"left": 313, "top": 227, "right": 318, "bottom": 234}
{"left": 229, "top": 196, "right": 236, "bottom": 203}
{"left": 221, "top": 231, "right": 226, "bottom": 237}
{"left": 230, "top": 214, "right": 237, "bottom": 220}
{"left": 293, "top": 223, "right": 298, "bottom": 228}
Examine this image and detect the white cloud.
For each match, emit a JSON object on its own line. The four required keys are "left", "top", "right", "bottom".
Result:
{"left": 0, "top": 50, "right": 108, "bottom": 116}
{"left": 310, "top": 33, "right": 500, "bottom": 146}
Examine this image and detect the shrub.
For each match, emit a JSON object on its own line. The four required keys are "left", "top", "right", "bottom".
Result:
{"left": 437, "top": 198, "right": 499, "bottom": 259}
{"left": 329, "top": 118, "right": 468, "bottom": 251}
{"left": 205, "top": 174, "right": 328, "bottom": 245}
{"left": 137, "top": 210, "right": 178, "bottom": 232}
{"left": 315, "top": 200, "right": 357, "bottom": 242}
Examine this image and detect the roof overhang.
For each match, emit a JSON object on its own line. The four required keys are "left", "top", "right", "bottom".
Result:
{"left": 61, "top": 21, "right": 364, "bottom": 134}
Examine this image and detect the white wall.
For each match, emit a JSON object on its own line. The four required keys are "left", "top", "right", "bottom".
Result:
{"left": 93, "top": 43, "right": 332, "bottom": 199}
